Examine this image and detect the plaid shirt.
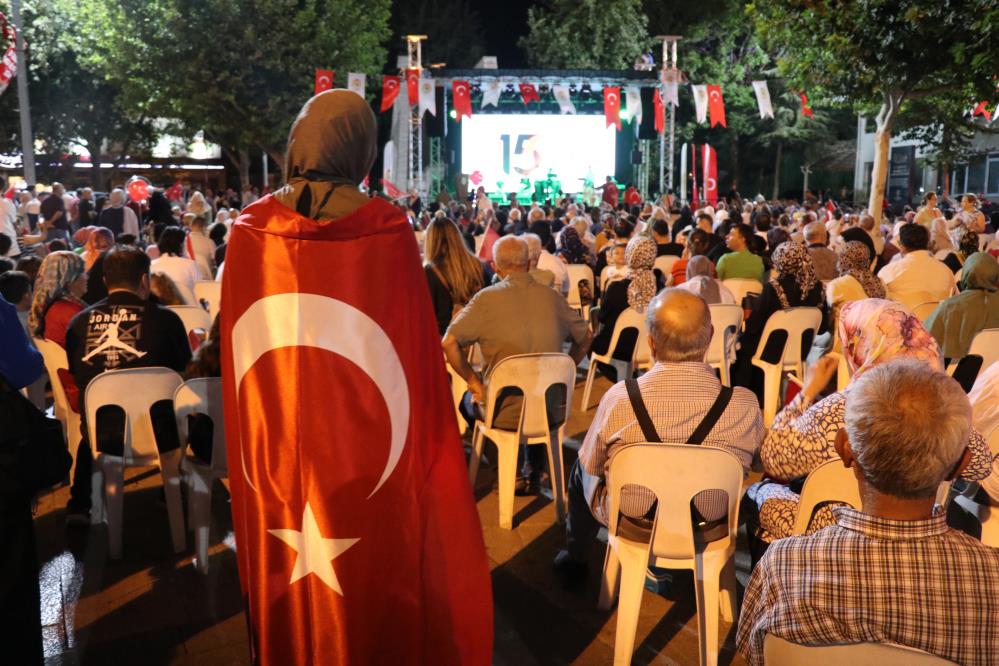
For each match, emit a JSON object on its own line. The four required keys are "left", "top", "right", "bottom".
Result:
{"left": 737, "top": 507, "right": 999, "bottom": 665}
{"left": 578, "top": 362, "right": 764, "bottom": 523}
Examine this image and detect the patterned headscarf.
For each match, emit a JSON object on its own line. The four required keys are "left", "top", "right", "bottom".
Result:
{"left": 837, "top": 299, "right": 942, "bottom": 378}
{"left": 770, "top": 241, "right": 817, "bottom": 308}
{"left": 958, "top": 228, "right": 980, "bottom": 258}
{"left": 625, "top": 236, "right": 657, "bottom": 312}
{"left": 28, "top": 251, "right": 87, "bottom": 338}
{"left": 683, "top": 255, "right": 722, "bottom": 304}
{"left": 557, "top": 227, "right": 593, "bottom": 266}
{"left": 959, "top": 252, "right": 999, "bottom": 293}
{"left": 836, "top": 241, "right": 885, "bottom": 299}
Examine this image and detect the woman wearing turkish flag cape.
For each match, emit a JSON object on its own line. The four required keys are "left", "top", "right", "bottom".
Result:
{"left": 220, "top": 90, "right": 492, "bottom": 665}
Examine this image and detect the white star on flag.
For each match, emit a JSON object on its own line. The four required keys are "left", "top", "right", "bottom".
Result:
{"left": 268, "top": 502, "right": 359, "bottom": 595}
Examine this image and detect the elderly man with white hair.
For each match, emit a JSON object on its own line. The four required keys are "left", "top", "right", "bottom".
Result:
{"left": 523, "top": 233, "right": 556, "bottom": 289}
{"left": 97, "top": 188, "right": 140, "bottom": 239}
{"left": 738, "top": 360, "right": 999, "bottom": 666}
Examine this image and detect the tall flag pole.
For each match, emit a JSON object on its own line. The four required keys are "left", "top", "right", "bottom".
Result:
{"left": 403, "top": 35, "right": 427, "bottom": 198}
{"left": 9, "top": 0, "right": 33, "bottom": 184}
{"left": 656, "top": 35, "right": 682, "bottom": 197}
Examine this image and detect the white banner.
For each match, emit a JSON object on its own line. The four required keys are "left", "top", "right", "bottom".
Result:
{"left": 661, "top": 69, "right": 679, "bottom": 107}
{"left": 691, "top": 84, "right": 708, "bottom": 124}
{"left": 383, "top": 140, "right": 395, "bottom": 185}
{"left": 552, "top": 84, "right": 575, "bottom": 114}
{"left": 419, "top": 77, "right": 436, "bottom": 117}
{"left": 752, "top": 80, "right": 774, "bottom": 119}
{"left": 346, "top": 72, "right": 365, "bottom": 98}
{"left": 626, "top": 86, "right": 642, "bottom": 124}
{"left": 481, "top": 80, "right": 501, "bottom": 109}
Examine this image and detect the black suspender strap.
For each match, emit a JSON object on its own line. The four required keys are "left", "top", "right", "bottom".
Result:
{"left": 625, "top": 378, "right": 661, "bottom": 443}
{"left": 625, "top": 378, "right": 733, "bottom": 446}
{"left": 687, "top": 386, "right": 733, "bottom": 445}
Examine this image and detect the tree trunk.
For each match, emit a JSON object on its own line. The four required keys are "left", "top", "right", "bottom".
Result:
{"left": 237, "top": 148, "right": 251, "bottom": 189}
{"left": 942, "top": 165, "right": 951, "bottom": 198}
{"left": 866, "top": 92, "right": 901, "bottom": 226}
{"left": 87, "top": 136, "right": 105, "bottom": 191}
{"left": 771, "top": 141, "right": 782, "bottom": 200}
{"left": 265, "top": 148, "right": 285, "bottom": 182}
{"left": 730, "top": 134, "right": 739, "bottom": 190}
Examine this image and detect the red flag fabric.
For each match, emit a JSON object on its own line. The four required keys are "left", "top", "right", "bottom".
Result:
{"left": 518, "top": 82, "right": 540, "bottom": 104}
{"left": 603, "top": 86, "right": 621, "bottom": 130}
{"left": 220, "top": 196, "right": 493, "bottom": 665}
{"left": 653, "top": 89, "right": 665, "bottom": 134}
{"left": 690, "top": 143, "right": 699, "bottom": 208}
{"left": 380, "top": 75, "right": 401, "bottom": 113}
{"left": 707, "top": 85, "right": 726, "bottom": 128}
{"left": 452, "top": 80, "right": 473, "bottom": 121}
{"left": 381, "top": 178, "right": 405, "bottom": 200}
{"left": 799, "top": 92, "right": 814, "bottom": 119}
{"left": 972, "top": 101, "right": 992, "bottom": 122}
{"left": 405, "top": 68, "right": 420, "bottom": 106}
{"left": 702, "top": 144, "right": 718, "bottom": 206}
{"left": 314, "top": 69, "right": 334, "bottom": 95}
{"left": 165, "top": 181, "right": 184, "bottom": 201}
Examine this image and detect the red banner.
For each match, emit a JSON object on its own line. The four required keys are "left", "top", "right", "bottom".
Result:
{"left": 653, "top": 89, "right": 665, "bottom": 134}
{"left": 0, "top": 13, "right": 17, "bottom": 96}
{"left": 405, "top": 68, "right": 420, "bottom": 106}
{"left": 380, "top": 75, "right": 401, "bottom": 112}
{"left": 518, "top": 82, "right": 540, "bottom": 104}
{"left": 452, "top": 80, "right": 472, "bottom": 122}
{"left": 799, "top": 91, "right": 814, "bottom": 119}
{"left": 381, "top": 178, "right": 405, "bottom": 200}
{"left": 314, "top": 69, "right": 334, "bottom": 95}
{"left": 603, "top": 86, "right": 621, "bottom": 130}
{"left": 702, "top": 144, "right": 718, "bottom": 206}
{"left": 972, "top": 100, "right": 992, "bottom": 123}
{"left": 707, "top": 85, "right": 726, "bottom": 128}
{"left": 221, "top": 196, "right": 493, "bottom": 665}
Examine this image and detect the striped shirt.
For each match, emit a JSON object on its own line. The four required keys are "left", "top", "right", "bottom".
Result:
{"left": 578, "top": 362, "right": 764, "bottom": 523}
{"left": 737, "top": 507, "right": 999, "bottom": 666}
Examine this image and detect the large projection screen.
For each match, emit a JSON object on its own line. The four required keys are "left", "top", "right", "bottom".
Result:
{"left": 460, "top": 114, "right": 615, "bottom": 194}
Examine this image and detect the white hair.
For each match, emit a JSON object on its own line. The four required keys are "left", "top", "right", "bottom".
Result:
{"left": 522, "top": 233, "right": 542, "bottom": 262}
{"left": 845, "top": 360, "right": 971, "bottom": 499}
{"left": 493, "top": 235, "right": 529, "bottom": 271}
{"left": 804, "top": 221, "right": 827, "bottom": 243}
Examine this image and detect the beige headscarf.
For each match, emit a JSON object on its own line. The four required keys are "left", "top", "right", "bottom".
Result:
{"left": 275, "top": 89, "right": 377, "bottom": 221}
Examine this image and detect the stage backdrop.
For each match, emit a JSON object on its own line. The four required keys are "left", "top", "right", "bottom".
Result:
{"left": 459, "top": 114, "right": 615, "bottom": 194}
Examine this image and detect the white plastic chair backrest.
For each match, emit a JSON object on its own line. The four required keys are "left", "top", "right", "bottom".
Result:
{"left": 605, "top": 443, "right": 743, "bottom": 560}
{"left": 706, "top": 304, "right": 742, "bottom": 365}
{"left": 721, "top": 278, "right": 762, "bottom": 305}
{"left": 565, "top": 264, "right": 594, "bottom": 309}
{"left": 166, "top": 305, "right": 212, "bottom": 337}
{"left": 174, "top": 377, "right": 227, "bottom": 474}
{"left": 792, "top": 459, "right": 862, "bottom": 535}
{"left": 966, "top": 328, "right": 999, "bottom": 372}
{"left": 912, "top": 300, "right": 941, "bottom": 323}
{"left": 752, "top": 307, "right": 822, "bottom": 368}
{"left": 986, "top": 425, "right": 999, "bottom": 458}
{"left": 603, "top": 307, "right": 649, "bottom": 365}
{"left": 653, "top": 255, "right": 679, "bottom": 277}
{"left": 763, "top": 635, "right": 956, "bottom": 665}
{"left": 193, "top": 280, "right": 221, "bottom": 321}
{"left": 482, "top": 353, "right": 576, "bottom": 438}
{"left": 84, "top": 367, "right": 185, "bottom": 461}
{"left": 33, "top": 337, "right": 71, "bottom": 418}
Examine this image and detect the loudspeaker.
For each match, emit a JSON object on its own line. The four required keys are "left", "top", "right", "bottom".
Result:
{"left": 631, "top": 149, "right": 644, "bottom": 165}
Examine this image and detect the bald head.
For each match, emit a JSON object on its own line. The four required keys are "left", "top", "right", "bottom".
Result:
{"left": 493, "top": 235, "right": 529, "bottom": 274}
{"left": 645, "top": 288, "right": 712, "bottom": 363}
{"left": 804, "top": 221, "right": 826, "bottom": 244}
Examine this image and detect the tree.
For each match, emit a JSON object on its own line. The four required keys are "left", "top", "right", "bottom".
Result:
{"left": 750, "top": 0, "right": 998, "bottom": 223}
{"left": 753, "top": 87, "right": 835, "bottom": 199}
{"left": 389, "top": 0, "right": 486, "bottom": 69}
{"left": 519, "top": 0, "right": 650, "bottom": 69}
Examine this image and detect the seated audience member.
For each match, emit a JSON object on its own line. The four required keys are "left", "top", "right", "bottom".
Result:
{"left": 969, "top": 364, "right": 999, "bottom": 504}
{"left": 423, "top": 217, "right": 485, "bottom": 336}
{"left": 803, "top": 221, "right": 837, "bottom": 281}
{"left": 530, "top": 220, "right": 568, "bottom": 294}
{"left": 671, "top": 229, "right": 713, "bottom": 286}
{"left": 715, "top": 223, "right": 764, "bottom": 282}
{"left": 925, "top": 252, "right": 999, "bottom": 360}
{"left": 0, "top": 271, "right": 33, "bottom": 325}
{"left": 64, "top": 246, "right": 192, "bottom": 522}
{"left": 678, "top": 255, "right": 736, "bottom": 305}
{"left": 442, "top": 236, "right": 591, "bottom": 492}
{"left": 150, "top": 272, "right": 188, "bottom": 306}
{"left": 523, "top": 233, "right": 555, "bottom": 289}
{"left": 651, "top": 218, "right": 683, "bottom": 257}
{"left": 554, "top": 288, "right": 763, "bottom": 579}
{"left": 15, "top": 255, "right": 42, "bottom": 285}
{"left": 825, "top": 240, "right": 885, "bottom": 331}
{"left": 187, "top": 216, "right": 216, "bottom": 280}
{"left": 29, "top": 252, "right": 87, "bottom": 349}
{"left": 97, "top": 188, "right": 140, "bottom": 239}
{"left": 150, "top": 226, "right": 199, "bottom": 303}
{"left": 877, "top": 223, "right": 955, "bottom": 309}
{"left": 602, "top": 243, "right": 629, "bottom": 286}
{"left": 942, "top": 227, "right": 980, "bottom": 275}
{"left": 745, "top": 299, "right": 992, "bottom": 547}
{"left": 82, "top": 227, "right": 113, "bottom": 272}
{"left": 738, "top": 360, "right": 999, "bottom": 666}
{"left": 593, "top": 219, "right": 632, "bottom": 278}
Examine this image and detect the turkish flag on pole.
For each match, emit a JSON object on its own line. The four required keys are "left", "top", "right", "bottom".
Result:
{"left": 604, "top": 86, "right": 621, "bottom": 130}
{"left": 707, "top": 85, "right": 726, "bottom": 128}
{"left": 799, "top": 91, "right": 814, "bottom": 119}
{"left": 653, "top": 88, "right": 665, "bottom": 134}
{"left": 452, "top": 80, "right": 473, "bottom": 121}
{"left": 381, "top": 178, "right": 406, "bottom": 200}
{"left": 405, "top": 68, "right": 420, "bottom": 106}
{"left": 519, "top": 82, "right": 540, "bottom": 104}
{"left": 380, "top": 75, "right": 401, "bottom": 112}
{"left": 221, "top": 196, "right": 493, "bottom": 665}
{"left": 702, "top": 144, "right": 718, "bottom": 206}
{"left": 314, "top": 69, "right": 334, "bottom": 95}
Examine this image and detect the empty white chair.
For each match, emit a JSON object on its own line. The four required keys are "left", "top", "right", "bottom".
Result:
{"left": 33, "top": 338, "right": 82, "bottom": 474}
{"left": 598, "top": 444, "right": 743, "bottom": 666}
{"left": 751, "top": 307, "right": 822, "bottom": 427}
{"left": 912, "top": 300, "right": 941, "bottom": 323}
{"left": 193, "top": 280, "right": 221, "bottom": 321}
{"left": 946, "top": 328, "right": 999, "bottom": 391}
{"left": 565, "top": 264, "right": 595, "bottom": 320}
{"left": 721, "top": 278, "right": 762, "bottom": 308}
{"left": 174, "top": 377, "right": 227, "bottom": 573}
{"left": 763, "top": 634, "right": 957, "bottom": 664}
{"left": 468, "top": 353, "right": 576, "bottom": 529}
{"left": 581, "top": 307, "right": 649, "bottom": 411}
{"left": 166, "top": 305, "right": 212, "bottom": 350}
{"left": 84, "top": 367, "right": 186, "bottom": 559}
{"left": 706, "top": 304, "right": 742, "bottom": 386}
{"left": 653, "top": 254, "right": 679, "bottom": 279}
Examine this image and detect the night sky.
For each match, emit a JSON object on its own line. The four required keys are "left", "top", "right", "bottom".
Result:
{"left": 476, "top": 0, "right": 533, "bottom": 68}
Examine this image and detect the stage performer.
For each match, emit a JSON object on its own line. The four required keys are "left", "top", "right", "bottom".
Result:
{"left": 598, "top": 175, "right": 619, "bottom": 208}
{"left": 220, "top": 89, "right": 493, "bottom": 665}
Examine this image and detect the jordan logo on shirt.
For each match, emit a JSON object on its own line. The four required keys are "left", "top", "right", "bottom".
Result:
{"left": 82, "top": 307, "right": 146, "bottom": 367}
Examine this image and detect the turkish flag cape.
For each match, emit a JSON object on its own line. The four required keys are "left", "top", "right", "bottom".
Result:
{"left": 604, "top": 86, "right": 621, "bottom": 130}
{"left": 314, "top": 69, "right": 334, "bottom": 95}
{"left": 653, "top": 88, "right": 665, "bottom": 134}
{"left": 702, "top": 144, "right": 718, "bottom": 206}
{"left": 405, "top": 68, "right": 420, "bottom": 106}
{"left": 452, "top": 80, "right": 472, "bottom": 121}
{"left": 220, "top": 195, "right": 493, "bottom": 665}
{"left": 380, "top": 75, "right": 401, "bottom": 112}
{"left": 707, "top": 84, "right": 726, "bottom": 128}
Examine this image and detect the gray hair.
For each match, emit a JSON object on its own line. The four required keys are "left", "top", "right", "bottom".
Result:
{"left": 493, "top": 235, "right": 529, "bottom": 271}
{"left": 645, "top": 288, "right": 712, "bottom": 363}
{"left": 803, "top": 221, "right": 826, "bottom": 244}
{"left": 845, "top": 359, "right": 971, "bottom": 499}
{"left": 522, "top": 233, "right": 542, "bottom": 263}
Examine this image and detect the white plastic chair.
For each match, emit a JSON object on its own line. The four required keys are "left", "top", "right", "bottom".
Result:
{"left": 193, "top": 280, "right": 221, "bottom": 321}
{"left": 174, "top": 378, "right": 227, "bottom": 574}
{"left": 581, "top": 307, "right": 649, "bottom": 410}
{"left": 84, "top": 367, "right": 186, "bottom": 559}
{"left": 721, "top": 278, "right": 762, "bottom": 307}
{"left": 33, "top": 338, "right": 83, "bottom": 475}
{"left": 597, "top": 444, "right": 743, "bottom": 666}
{"left": 912, "top": 300, "right": 941, "bottom": 323}
{"left": 166, "top": 305, "right": 212, "bottom": 349}
{"left": 473, "top": 233, "right": 485, "bottom": 255}
{"left": 653, "top": 254, "right": 679, "bottom": 280}
{"left": 468, "top": 353, "right": 577, "bottom": 529}
{"left": 953, "top": 426, "right": 999, "bottom": 548}
{"left": 946, "top": 328, "right": 999, "bottom": 390}
{"left": 565, "top": 264, "right": 595, "bottom": 320}
{"left": 763, "top": 634, "right": 957, "bottom": 664}
{"left": 706, "top": 304, "right": 742, "bottom": 386}
{"left": 444, "top": 354, "right": 468, "bottom": 434}
{"left": 751, "top": 307, "right": 822, "bottom": 427}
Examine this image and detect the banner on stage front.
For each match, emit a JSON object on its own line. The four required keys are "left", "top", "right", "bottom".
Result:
{"left": 481, "top": 80, "right": 501, "bottom": 109}
{"left": 553, "top": 84, "right": 575, "bottom": 114}
{"left": 752, "top": 80, "right": 773, "bottom": 119}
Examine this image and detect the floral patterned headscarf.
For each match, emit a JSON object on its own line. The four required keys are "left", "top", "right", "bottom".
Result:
{"left": 625, "top": 236, "right": 657, "bottom": 312}
{"left": 557, "top": 227, "right": 593, "bottom": 266}
{"left": 770, "top": 241, "right": 817, "bottom": 308}
{"left": 838, "top": 298, "right": 943, "bottom": 378}
{"left": 836, "top": 241, "right": 885, "bottom": 299}
{"left": 28, "top": 251, "right": 87, "bottom": 338}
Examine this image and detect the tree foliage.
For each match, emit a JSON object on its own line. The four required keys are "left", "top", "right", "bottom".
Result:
{"left": 519, "top": 0, "right": 650, "bottom": 69}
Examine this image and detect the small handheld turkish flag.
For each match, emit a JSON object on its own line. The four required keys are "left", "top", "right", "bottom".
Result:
{"left": 799, "top": 91, "right": 814, "bottom": 119}
{"left": 380, "top": 75, "right": 401, "bottom": 112}
{"left": 405, "top": 68, "right": 420, "bottom": 106}
{"left": 452, "top": 80, "right": 473, "bottom": 121}
{"left": 519, "top": 82, "right": 540, "bottom": 104}
{"left": 707, "top": 84, "right": 726, "bottom": 128}
{"left": 314, "top": 69, "right": 334, "bottom": 95}
{"left": 972, "top": 100, "right": 992, "bottom": 123}
{"left": 653, "top": 89, "right": 665, "bottom": 134}
{"left": 604, "top": 86, "right": 621, "bottom": 130}
{"left": 221, "top": 195, "right": 493, "bottom": 665}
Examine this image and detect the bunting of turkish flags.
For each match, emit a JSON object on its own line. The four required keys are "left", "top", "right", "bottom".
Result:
{"left": 314, "top": 69, "right": 334, "bottom": 95}
{"left": 800, "top": 92, "right": 814, "bottom": 119}
{"left": 452, "top": 80, "right": 473, "bottom": 121}
{"left": 972, "top": 101, "right": 992, "bottom": 122}
{"left": 519, "top": 82, "right": 540, "bottom": 104}
{"left": 653, "top": 89, "right": 665, "bottom": 134}
{"left": 702, "top": 144, "right": 718, "bottom": 206}
{"left": 380, "top": 76, "right": 401, "bottom": 112}
{"left": 405, "top": 68, "right": 420, "bottom": 106}
{"left": 707, "top": 85, "right": 726, "bottom": 128}
{"left": 604, "top": 86, "right": 621, "bottom": 130}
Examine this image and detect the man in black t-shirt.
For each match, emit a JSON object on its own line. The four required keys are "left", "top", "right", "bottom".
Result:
{"left": 39, "top": 184, "right": 68, "bottom": 241}
{"left": 64, "top": 246, "right": 191, "bottom": 522}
